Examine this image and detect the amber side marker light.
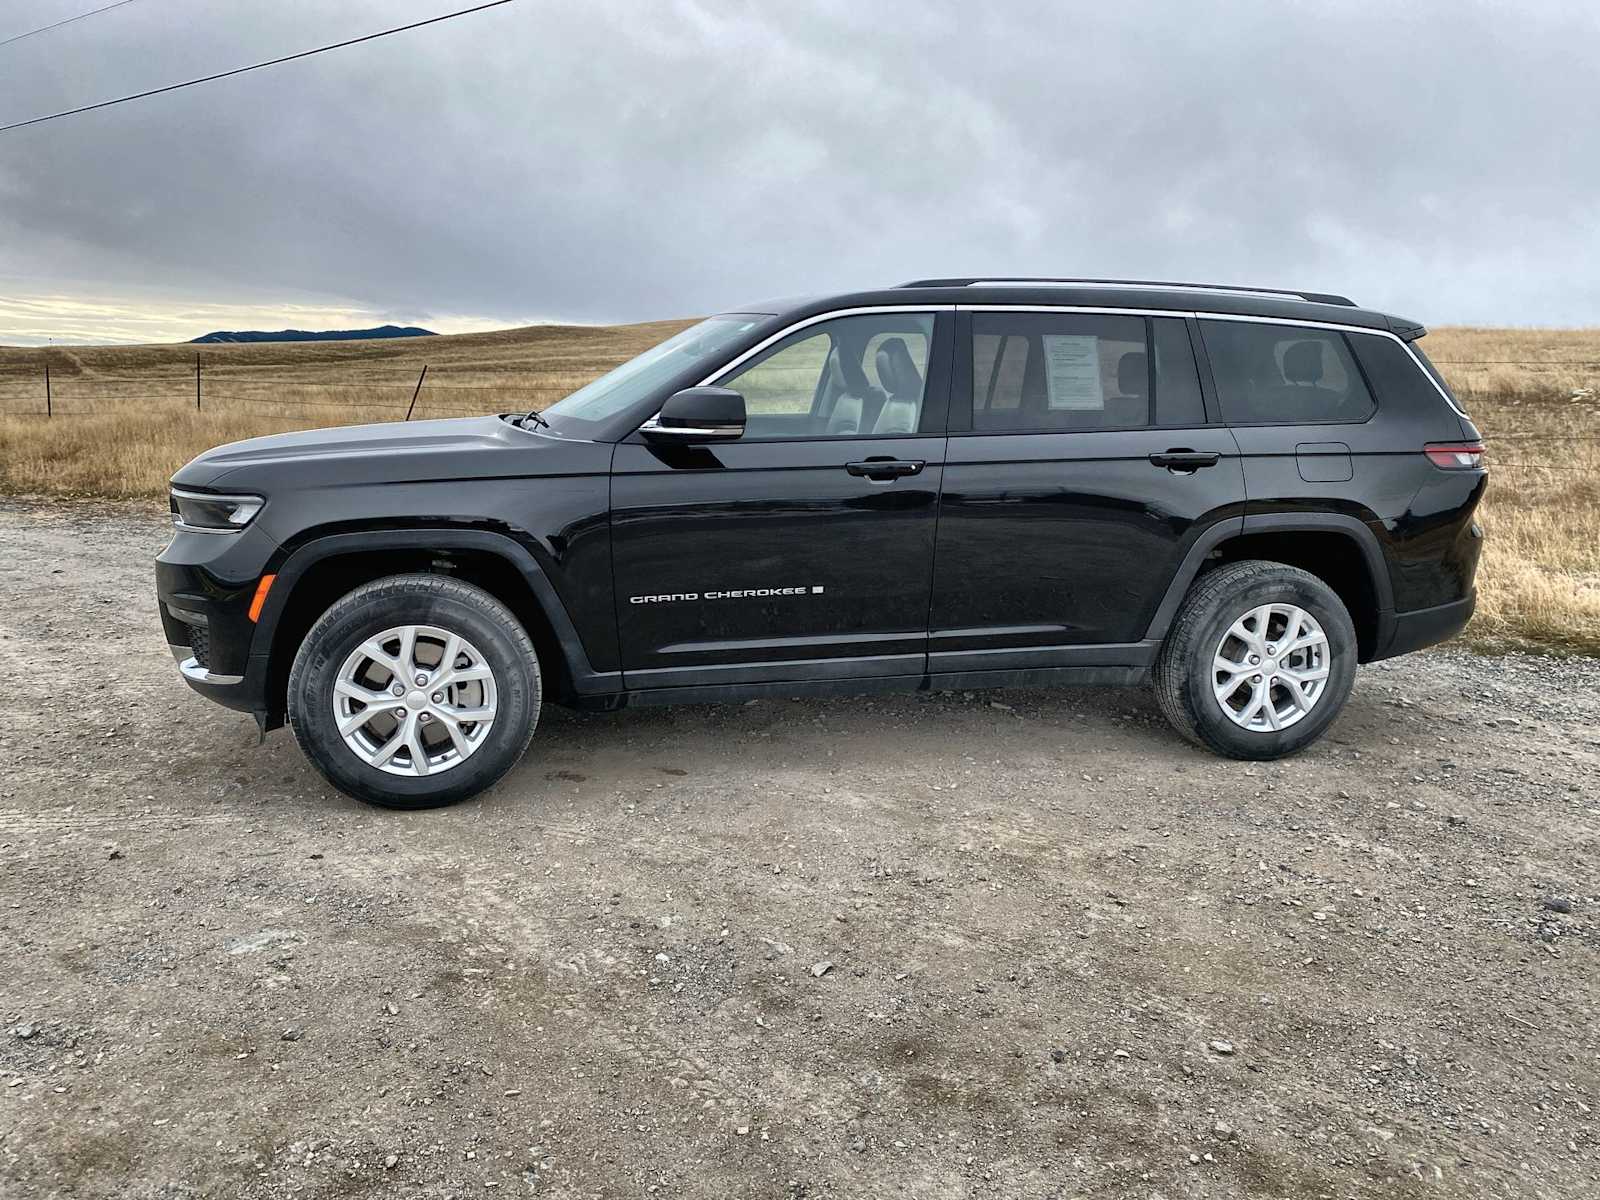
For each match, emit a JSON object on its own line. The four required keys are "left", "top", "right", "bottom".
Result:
{"left": 1423, "top": 442, "right": 1485, "bottom": 470}
{"left": 248, "top": 574, "right": 276, "bottom": 622}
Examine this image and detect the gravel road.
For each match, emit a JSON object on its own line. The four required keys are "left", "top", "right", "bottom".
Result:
{"left": 2, "top": 497, "right": 1597, "bottom": 1199}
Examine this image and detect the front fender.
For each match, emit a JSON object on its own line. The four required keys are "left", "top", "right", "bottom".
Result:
{"left": 253, "top": 528, "right": 619, "bottom": 706}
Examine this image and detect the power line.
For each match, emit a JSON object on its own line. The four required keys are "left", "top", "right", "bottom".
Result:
{"left": 0, "top": 0, "right": 515, "bottom": 134}
{"left": 0, "top": 0, "right": 141, "bottom": 50}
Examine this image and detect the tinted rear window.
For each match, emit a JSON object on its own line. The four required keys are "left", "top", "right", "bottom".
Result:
{"left": 1346, "top": 332, "right": 1470, "bottom": 431}
{"left": 1200, "top": 320, "right": 1375, "bottom": 425}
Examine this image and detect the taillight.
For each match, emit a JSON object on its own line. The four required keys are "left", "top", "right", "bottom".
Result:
{"left": 1424, "top": 442, "right": 1485, "bottom": 470}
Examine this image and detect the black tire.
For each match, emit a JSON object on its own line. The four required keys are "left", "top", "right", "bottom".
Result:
{"left": 1154, "top": 560, "right": 1357, "bottom": 760}
{"left": 287, "top": 574, "right": 540, "bottom": 809}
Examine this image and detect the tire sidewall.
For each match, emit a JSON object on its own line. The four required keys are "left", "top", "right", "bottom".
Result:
{"left": 289, "top": 586, "right": 538, "bottom": 808}
{"left": 1182, "top": 573, "right": 1356, "bottom": 760}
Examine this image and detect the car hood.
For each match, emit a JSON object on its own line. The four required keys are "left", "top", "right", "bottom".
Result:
{"left": 170, "top": 415, "right": 603, "bottom": 491}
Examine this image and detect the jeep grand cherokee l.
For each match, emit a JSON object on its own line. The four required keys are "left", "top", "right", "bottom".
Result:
{"left": 157, "top": 278, "right": 1486, "bottom": 808}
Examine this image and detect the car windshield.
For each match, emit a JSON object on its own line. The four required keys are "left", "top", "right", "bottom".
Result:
{"left": 539, "top": 315, "right": 767, "bottom": 430}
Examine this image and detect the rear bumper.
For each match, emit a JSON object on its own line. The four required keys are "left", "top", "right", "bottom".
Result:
{"left": 1373, "top": 590, "right": 1476, "bottom": 660}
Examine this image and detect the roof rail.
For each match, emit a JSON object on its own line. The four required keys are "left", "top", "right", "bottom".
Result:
{"left": 895, "top": 277, "right": 1356, "bottom": 307}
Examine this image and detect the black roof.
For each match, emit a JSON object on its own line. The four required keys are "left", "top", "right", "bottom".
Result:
{"left": 739, "top": 278, "right": 1425, "bottom": 341}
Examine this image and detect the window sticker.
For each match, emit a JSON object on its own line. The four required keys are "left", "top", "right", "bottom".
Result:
{"left": 1042, "top": 335, "right": 1104, "bottom": 410}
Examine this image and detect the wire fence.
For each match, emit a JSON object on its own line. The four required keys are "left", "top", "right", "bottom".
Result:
{"left": 0, "top": 356, "right": 557, "bottom": 420}
{"left": 1, "top": 355, "right": 1594, "bottom": 475}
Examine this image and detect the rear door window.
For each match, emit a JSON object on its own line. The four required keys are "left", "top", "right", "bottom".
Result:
{"left": 1200, "top": 320, "right": 1376, "bottom": 425}
{"left": 970, "top": 313, "right": 1150, "bottom": 432}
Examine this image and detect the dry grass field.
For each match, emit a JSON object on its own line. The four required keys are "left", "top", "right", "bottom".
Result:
{"left": 0, "top": 319, "right": 694, "bottom": 497}
{"left": 1416, "top": 328, "right": 1600, "bottom": 653}
{"left": 0, "top": 322, "right": 1595, "bottom": 654}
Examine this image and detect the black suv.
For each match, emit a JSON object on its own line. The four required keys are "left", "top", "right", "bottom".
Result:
{"left": 157, "top": 278, "right": 1486, "bottom": 808}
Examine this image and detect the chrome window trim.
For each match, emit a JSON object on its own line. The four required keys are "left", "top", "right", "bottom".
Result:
{"left": 693, "top": 304, "right": 954, "bottom": 388}
{"left": 1184, "top": 310, "right": 1471, "bottom": 420}
{"left": 645, "top": 300, "right": 1466, "bottom": 432}
{"left": 959, "top": 304, "right": 1470, "bottom": 420}
{"left": 626, "top": 305, "right": 952, "bottom": 438}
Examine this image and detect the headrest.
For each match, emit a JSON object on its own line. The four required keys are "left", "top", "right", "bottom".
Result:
{"left": 875, "top": 337, "right": 922, "bottom": 398}
{"left": 1282, "top": 340, "right": 1324, "bottom": 385}
{"left": 1117, "top": 351, "right": 1148, "bottom": 397}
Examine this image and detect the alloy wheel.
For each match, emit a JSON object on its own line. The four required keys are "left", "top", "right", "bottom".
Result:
{"left": 332, "top": 624, "right": 498, "bottom": 776}
{"left": 1212, "top": 603, "right": 1331, "bottom": 732}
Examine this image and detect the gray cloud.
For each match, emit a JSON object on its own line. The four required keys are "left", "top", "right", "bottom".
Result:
{"left": 2, "top": 0, "right": 1597, "bottom": 342}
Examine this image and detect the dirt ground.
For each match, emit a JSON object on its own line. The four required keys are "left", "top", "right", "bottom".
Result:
{"left": 1, "top": 497, "right": 1596, "bottom": 1200}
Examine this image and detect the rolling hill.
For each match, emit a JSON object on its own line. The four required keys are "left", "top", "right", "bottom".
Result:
{"left": 191, "top": 324, "right": 436, "bottom": 344}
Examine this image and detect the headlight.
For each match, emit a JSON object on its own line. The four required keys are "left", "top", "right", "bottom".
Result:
{"left": 170, "top": 488, "right": 264, "bottom": 532}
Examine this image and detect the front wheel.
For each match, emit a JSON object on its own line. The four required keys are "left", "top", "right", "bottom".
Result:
{"left": 1154, "top": 560, "right": 1357, "bottom": 760}
{"left": 287, "top": 574, "right": 540, "bottom": 808}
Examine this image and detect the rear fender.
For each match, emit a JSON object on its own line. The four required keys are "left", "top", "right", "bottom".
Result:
{"left": 1144, "top": 513, "right": 1396, "bottom": 653}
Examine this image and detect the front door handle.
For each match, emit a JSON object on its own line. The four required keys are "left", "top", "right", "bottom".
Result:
{"left": 1149, "top": 449, "right": 1221, "bottom": 471}
{"left": 846, "top": 459, "right": 924, "bottom": 480}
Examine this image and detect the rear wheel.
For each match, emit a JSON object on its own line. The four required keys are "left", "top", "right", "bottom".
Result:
{"left": 287, "top": 574, "right": 540, "bottom": 808}
{"left": 1154, "top": 560, "right": 1356, "bottom": 760}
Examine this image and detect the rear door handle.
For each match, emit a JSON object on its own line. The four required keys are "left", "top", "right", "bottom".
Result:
{"left": 846, "top": 459, "right": 924, "bottom": 480}
{"left": 1149, "top": 449, "right": 1221, "bottom": 471}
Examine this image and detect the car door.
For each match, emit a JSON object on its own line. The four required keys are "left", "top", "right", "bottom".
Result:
{"left": 610, "top": 309, "right": 953, "bottom": 690}
{"left": 928, "top": 308, "right": 1247, "bottom": 673}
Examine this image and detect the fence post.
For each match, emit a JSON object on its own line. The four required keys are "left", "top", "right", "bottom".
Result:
{"left": 405, "top": 364, "right": 428, "bottom": 421}
{"left": 195, "top": 352, "right": 201, "bottom": 412}
{"left": 44, "top": 361, "right": 51, "bottom": 418}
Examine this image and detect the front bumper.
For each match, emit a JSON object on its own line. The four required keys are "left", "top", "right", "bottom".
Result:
{"left": 156, "top": 524, "right": 279, "bottom": 717}
{"left": 171, "top": 645, "right": 243, "bottom": 686}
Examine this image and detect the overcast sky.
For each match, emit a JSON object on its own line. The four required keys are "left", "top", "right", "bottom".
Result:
{"left": 1, "top": 0, "right": 1597, "bottom": 344}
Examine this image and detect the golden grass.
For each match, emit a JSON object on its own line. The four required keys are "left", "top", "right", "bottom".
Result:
{"left": 1418, "top": 328, "right": 1600, "bottom": 654}
{"left": 0, "top": 320, "right": 693, "bottom": 496}
{"left": 1, "top": 322, "right": 1596, "bottom": 654}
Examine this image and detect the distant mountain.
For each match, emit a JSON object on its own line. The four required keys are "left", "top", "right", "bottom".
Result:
{"left": 190, "top": 324, "right": 436, "bottom": 344}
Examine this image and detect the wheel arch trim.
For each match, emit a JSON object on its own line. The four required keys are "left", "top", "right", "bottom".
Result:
{"left": 1144, "top": 513, "right": 1394, "bottom": 644}
{"left": 252, "top": 528, "right": 617, "bottom": 697}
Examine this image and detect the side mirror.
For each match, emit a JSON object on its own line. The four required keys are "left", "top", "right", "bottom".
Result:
{"left": 642, "top": 387, "right": 746, "bottom": 442}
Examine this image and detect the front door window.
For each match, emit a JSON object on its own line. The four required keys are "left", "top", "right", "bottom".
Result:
{"left": 717, "top": 313, "right": 934, "bottom": 439}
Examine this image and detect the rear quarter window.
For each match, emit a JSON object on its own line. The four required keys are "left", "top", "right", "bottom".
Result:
{"left": 1348, "top": 332, "right": 1470, "bottom": 426}
{"left": 1200, "top": 320, "right": 1375, "bottom": 425}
